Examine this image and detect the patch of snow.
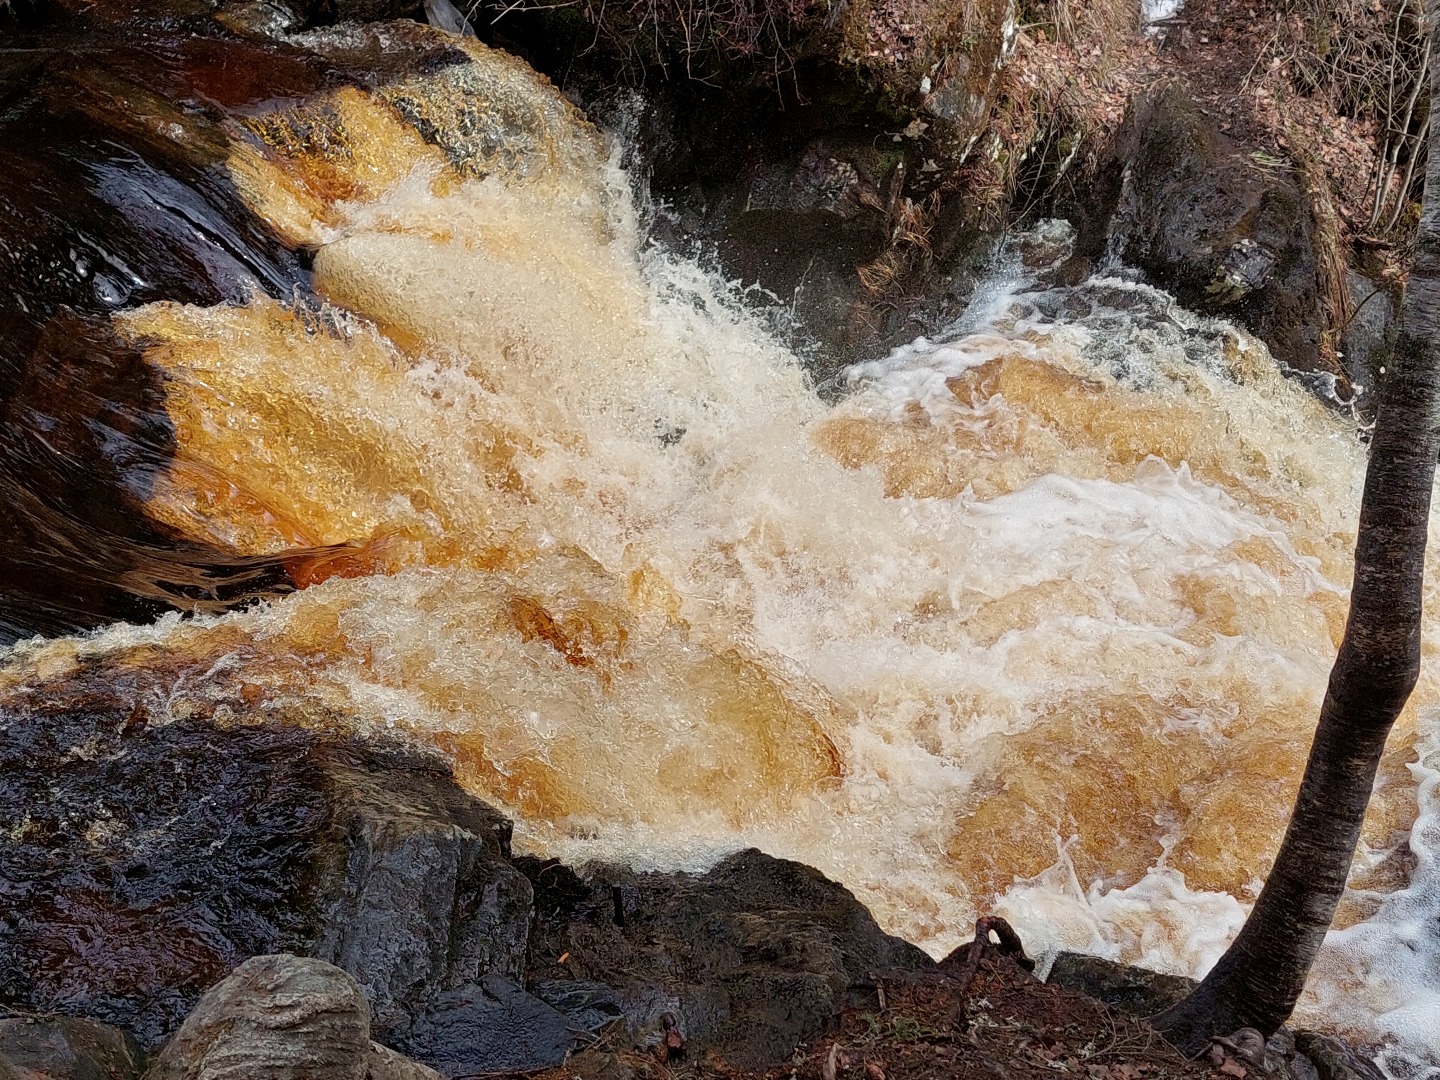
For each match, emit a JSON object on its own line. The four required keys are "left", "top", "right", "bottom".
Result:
{"left": 1143, "top": 0, "right": 1182, "bottom": 23}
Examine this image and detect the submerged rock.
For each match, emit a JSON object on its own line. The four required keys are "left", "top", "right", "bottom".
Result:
{"left": 140, "top": 954, "right": 441, "bottom": 1080}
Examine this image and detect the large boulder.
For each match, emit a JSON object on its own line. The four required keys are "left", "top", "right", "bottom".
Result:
{"left": 311, "top": 763, "right": 533, "bottom": 1045}
{"left": 1072, "top": 83, "right": 1333, "bottom": 386}
{"left": 519, "top": 848, "right": 935, "bottom": 1068}
{"left": 140, "top": 954, "right": 440, "bottom": 1080}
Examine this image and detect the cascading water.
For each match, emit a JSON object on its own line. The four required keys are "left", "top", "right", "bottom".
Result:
{"left": 2, "top": 18, "right": 1439, "bottom": 1074}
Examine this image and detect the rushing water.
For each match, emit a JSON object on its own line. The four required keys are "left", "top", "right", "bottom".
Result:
{"left": 2, "top": 18, "right": 1439, "bottom": 1074}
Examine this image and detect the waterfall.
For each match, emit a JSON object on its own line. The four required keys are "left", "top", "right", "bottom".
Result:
{"left": 1, "top": 19, "right": 1437, "bottom": 1070}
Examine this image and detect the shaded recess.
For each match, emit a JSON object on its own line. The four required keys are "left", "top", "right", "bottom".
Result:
{"left": 468, "top": 0, "right": 1016, "bottom": 385}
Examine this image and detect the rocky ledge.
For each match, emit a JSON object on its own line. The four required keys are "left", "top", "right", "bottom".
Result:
{"left": 0, "top": 689, "right": 1391, "bottom": 1080}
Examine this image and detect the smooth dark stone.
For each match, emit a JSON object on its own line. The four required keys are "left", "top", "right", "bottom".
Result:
{"left": 533, "top": 981, "right": 627, "bottom": 1034}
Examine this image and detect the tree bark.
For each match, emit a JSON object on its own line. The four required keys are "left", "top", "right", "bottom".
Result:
{"left": 1152, "top": 4, "right": 1440, "bottom": 1052}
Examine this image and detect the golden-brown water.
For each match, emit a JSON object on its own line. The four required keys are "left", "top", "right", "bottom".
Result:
{"left": 4, "top": 24, "right": 1439, "bottom": 1070}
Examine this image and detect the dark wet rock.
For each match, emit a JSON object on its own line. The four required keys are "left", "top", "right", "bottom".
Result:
{"left": 520, "top": 848, "right": 934, "bottom": 1069}
{"left": 0, "top": 699, "right": 333, "bottom": 1048}
{"left": 1339, "top": 269, "right": 1399, "bottom": 397}
{"left": 1071, "top": 83, "right": 1326, "bottom": 381}
{"left": 0, "top": 1013, "right": 145, "bottom": 1080}
{"left": 1044, "top": 952, "right": 1195, "bottom": 1018}
{"left": 391, "top": 975, "right": 574, "bottom": 1077}
{"left": 312, "top": 764, "right": 532, "bottom": 1044}
{"left": 624, "top": 94, "right": 992, "bottom": 386}
{"left": 0, "top": 675, "right": 530, "bottom": 1054}
{"left": 141, "top": 953, "right": 442, "bottom": 1080}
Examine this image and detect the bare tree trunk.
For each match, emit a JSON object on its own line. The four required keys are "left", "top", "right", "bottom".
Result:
{"left": 1152, "top": 3, "right": 1440, "bottom": 1052}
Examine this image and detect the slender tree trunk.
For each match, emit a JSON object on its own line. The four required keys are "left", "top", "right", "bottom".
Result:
{"left": 1152, "top": 5, "right": 1440, "bottom": 1052}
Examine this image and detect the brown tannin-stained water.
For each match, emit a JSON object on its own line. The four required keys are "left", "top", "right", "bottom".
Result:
{"left": 2, "top": 16, "right": 1439, "bottom": 1073}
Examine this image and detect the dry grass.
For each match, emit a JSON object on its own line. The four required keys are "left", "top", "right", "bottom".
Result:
{"left": 1237, "top": 0, "right": 1430, "bottom": 238}
{"left": 1025, "top": 0, "right": 1140, "bottom": 51}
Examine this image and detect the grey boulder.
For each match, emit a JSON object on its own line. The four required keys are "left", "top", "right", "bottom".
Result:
{"left": 142, "top": 954, "right": 440, "bottom": 1080}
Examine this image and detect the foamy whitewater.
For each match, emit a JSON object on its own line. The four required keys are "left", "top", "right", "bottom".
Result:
{"left": 1, "top": 28, "right": 1437, "bottom": 1072}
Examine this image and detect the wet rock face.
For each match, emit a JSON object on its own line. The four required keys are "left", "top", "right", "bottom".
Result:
{"left": 1074, "top": 83, "right": 1325, "bottom": 381}
{"left": 520, "top": 848, "right": 935, "bottom": 1068}
{"left": 0, "top": 670, "right": 530, "bottom": 1054}
{"left": 313, "top": 763, "right": 534, "bottom": 1045}
{"left": 648, "top": 121, "right": 914, "bottom": 380}
{"left": 0, "top": 683, "right": 333, "bottom": 1047}
{"left": 1339, "top": 269, "right": 1399, "bottom": 396}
